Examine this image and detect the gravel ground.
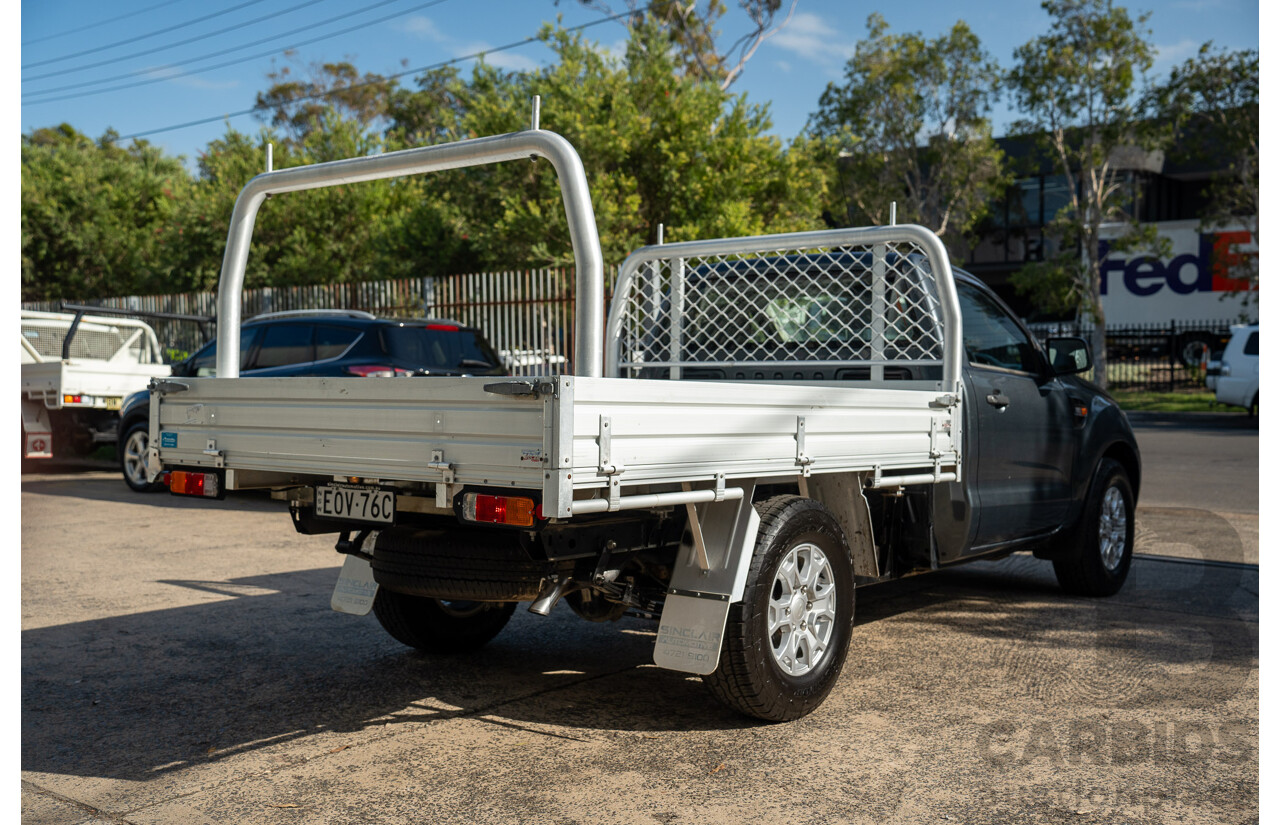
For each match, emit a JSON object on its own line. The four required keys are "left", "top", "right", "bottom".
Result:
{"left": 21, "top": 454, "right": 1257, "bottom": 824}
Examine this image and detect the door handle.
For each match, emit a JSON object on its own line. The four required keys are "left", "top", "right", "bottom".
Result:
{"left": 986, "top": 392, "right": 1010, "bottom": 409}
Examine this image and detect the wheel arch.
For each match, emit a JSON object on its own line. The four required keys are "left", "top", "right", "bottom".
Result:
{"left": 1101, "top": 440, "right": 1141, "bottom": 502}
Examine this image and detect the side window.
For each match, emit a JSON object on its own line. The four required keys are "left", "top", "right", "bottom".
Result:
{"left": 1244, "top": 332, "right": 1258, "bottom": 356}
{"left": 188, "top": 327, "right": 260, "bottom": 377}
{"left": 955, "top": 284, "right": 1039, "bottom": 373}
{"left": 315, "top": 325, "right": 362, "bottom": 360}
{"left": 252, "top": 324, "right": 315, "bottom": 369}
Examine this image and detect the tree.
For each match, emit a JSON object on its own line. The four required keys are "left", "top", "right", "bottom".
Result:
{"left": 811, "top": 14, "right": 1007, "bottom": 256}
{"left": 253, "top": 58, "right": 400, "bottom": 141}
{"left": 397, "top": 18, "right": 831, "bottom": 270}
{"left": 1147, "top": 45, "right": 1258, "bottom": 309}
{"left": 1007, "top": 0, "right": 1158, "bottom": 391}
{"left": 22, "top": 125, "right": 193, "bottom": 301}
{"left": 567, "top": 0, "right": 798, "bottom": 89}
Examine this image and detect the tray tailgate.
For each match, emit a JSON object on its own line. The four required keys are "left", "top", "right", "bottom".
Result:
{"left": 152, "top": 377, "right": 551, "bottom": 488}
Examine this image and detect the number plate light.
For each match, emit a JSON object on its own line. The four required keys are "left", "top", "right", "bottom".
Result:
{"left": 461, "top": 493, "right": 537, "bottom": 527}
{"left": 169, "top": 470, "right": 221, "bottom": 498}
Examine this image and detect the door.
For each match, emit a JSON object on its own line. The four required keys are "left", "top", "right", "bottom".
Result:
{"left": 956, "top": 283, "right": 1077, "bottom": 550}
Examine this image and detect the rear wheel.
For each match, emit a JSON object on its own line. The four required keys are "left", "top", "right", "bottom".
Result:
{"left": 119, "top": 420, "right": 164, "bottom": 493}
{"left": 373, "top": 589, "right": 516, "bottom": 653}
{"left": 1053, "top": 458, "right": 1134, "bottom": 597}
{"left": 704, "top": 496, "right": 855, "bottom": 722}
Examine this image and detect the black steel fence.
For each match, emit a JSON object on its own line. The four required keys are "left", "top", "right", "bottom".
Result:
{"left": 1026, "top": 319, "right": 1240, "bottom": 392}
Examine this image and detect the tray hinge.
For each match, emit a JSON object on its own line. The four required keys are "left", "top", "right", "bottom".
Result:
{"left": 428, "top": 449, "right": 457, "bottom": 508}
{"left": 203, "top": 438, "right": 225, "bottom": 468}
{"left": 795, "top": 416, "right": 812, "bottom": 476}
{"left": 598, "top": 415, "right": 624, "bottom": 475}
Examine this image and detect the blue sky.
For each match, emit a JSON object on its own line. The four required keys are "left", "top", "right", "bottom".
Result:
{"left": 19, "top": 0, "right": 1262, "bottom": 164}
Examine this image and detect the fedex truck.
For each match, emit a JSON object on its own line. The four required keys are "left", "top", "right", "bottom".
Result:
{"left": 1099, "top": 219, "right": 1257, "bottom": 363}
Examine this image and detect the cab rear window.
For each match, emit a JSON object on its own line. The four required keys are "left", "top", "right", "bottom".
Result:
{"left": 380, "top": 326, "right": 502, "bottom": 371}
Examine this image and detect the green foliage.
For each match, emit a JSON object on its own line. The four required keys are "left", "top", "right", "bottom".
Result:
{"left": 22, "top": 125, "right": 192, "bottom": 301}
{"left": 1146, "top": 45, "right": 1258, "bottom": 291}
{"left": 811, "top": 14, "right": 1006, "bottom": 255}
{"left": 405, "top": 19, "right": 831, "bottom": 269}
{"left": 1007, "top": 0, "right": 1158, "bottom": 389}
{"left": 22, "top": 20, "right": 829, "bottom": 303}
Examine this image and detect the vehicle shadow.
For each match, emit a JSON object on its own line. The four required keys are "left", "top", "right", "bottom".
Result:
{"left": 22, "top": 553, "right": 1257, "bottom": 783}
{"left": 20, "top": 475, "right": 283, "bottom": 512}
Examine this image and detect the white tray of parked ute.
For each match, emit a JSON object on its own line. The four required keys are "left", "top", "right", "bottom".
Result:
{"left": 149, "top": 105, "right": 1141, "bottom": 721}
{"left": 21, "top": 308, "right": 175, "bottom": 459}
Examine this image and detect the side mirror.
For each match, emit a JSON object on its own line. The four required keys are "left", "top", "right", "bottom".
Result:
{"left": 1046, "top": 337, "right": 1092, "bottom": 375}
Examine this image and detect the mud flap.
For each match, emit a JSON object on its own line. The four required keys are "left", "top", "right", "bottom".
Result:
{"left": 21, "top": 400, "right": 52, "bottom": 459}
{"left": 331, "top": 554, "right": 380, "bottom": 616}
{"left": 653, "top": 482, "right": 759, "bottom": 675}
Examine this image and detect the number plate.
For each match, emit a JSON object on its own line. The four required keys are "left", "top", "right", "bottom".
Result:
{"left": 314, "top": 484, "right": 395, "bottom": 524}
{"left": 103, "top": 396, "right": 122, "bottom": 411}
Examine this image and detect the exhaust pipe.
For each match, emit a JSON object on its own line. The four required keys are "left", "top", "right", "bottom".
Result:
{"left": 528, "top": 576, "right": 571, "bottom": 616}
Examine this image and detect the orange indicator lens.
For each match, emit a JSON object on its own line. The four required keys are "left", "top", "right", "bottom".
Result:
{"left": 169, "top": 470, "right": 220, "bottom": 498}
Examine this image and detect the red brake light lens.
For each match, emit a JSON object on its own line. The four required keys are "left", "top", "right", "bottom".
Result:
{"left": 462, "top": 493, "right": 537, "bottom": 527}
{"left": 426, "top": 324, "right": 459, "bottom": 332}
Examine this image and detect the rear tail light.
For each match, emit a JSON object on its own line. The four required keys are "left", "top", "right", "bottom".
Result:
{"left": 169, "top": 470, "right": 221, "bottom": 498}
{"left": 460, "top": 493, "right": 538, "bottom": 527}
{"left": 426, "top": 323, "right": 459, "bottom": 331}
{"left": 345, "top": 365, "right": 412, "bottom": 377}
{"left": 63, "top": 394, "right": 85, "bottom": 405}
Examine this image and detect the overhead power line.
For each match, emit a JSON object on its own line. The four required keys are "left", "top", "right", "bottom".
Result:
{"left": 25, "top": 0, "right": 415, "bottom": 98}
{"left": 22, "top": 0, "right": 189, "bottom": 46}
{"left": 24, "top": 0, "right": 334, "bottom": 82}
{"left": 24, "top": 0, "right": 454, "bottom": 105}
{"left": 111, "top": 7, "right": 638, "bottom": 142}
{"left": 22, "top": 0, "right": 274, "bottom": 70}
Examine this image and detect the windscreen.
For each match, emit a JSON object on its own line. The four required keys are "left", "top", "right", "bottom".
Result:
{"left": 382, "top": 326, "right": 504, "bottom": 373}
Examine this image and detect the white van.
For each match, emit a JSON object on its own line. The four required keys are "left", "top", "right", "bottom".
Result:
{"left": 1215, "top": 323, "right": 1259, "bottom": 415}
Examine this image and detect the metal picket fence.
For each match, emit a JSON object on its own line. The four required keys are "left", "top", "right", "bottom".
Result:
{"left": 1026, "top": 319, "right": 1240, "bottom": 392}
{"left": 22, "top": 269, "right": 579, "bottom": 376}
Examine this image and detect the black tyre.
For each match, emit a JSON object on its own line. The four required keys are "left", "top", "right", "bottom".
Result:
{"left": 371, "top": 527, "right": 547, "bottom": 602}
{"left": 373, "top": 588, "right": 516, "bottom": 653}
{"left": 119, "top": 419, "right": 165, "bottom": 493}
{"left": 1052, "top": 458, "right": 1135, "bottom": 597}
{"left": 1177, "top": 333, "right": 1215, "bottom": 367}
{"left": 704, "top": 496, "right": 855, "bottom": 722}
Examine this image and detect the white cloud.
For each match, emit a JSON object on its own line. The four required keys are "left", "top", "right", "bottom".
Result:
{"left": 767, "top": 12, "right": 854, "bottom": 74}
{"left": 601, "top": 38, "right": 629, "bottom": 61}
{"left": 142, "top": 66, "right": 238, "bottom": 90}
{"left": 1153, "top": 38, "right": 1202, "bottom": 72}
{"left": 402, "top": 16, "right": 446, "bottom": 42}
{"left": 776, "top": 60, "right": 791, "bottom": 73}
{"left": 457, "top": 42, "right": 540, "bottom": 73}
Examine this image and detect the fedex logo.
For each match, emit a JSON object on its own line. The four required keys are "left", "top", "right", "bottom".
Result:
{"left": 1100, "top": 231, "right": 1255, "bottom": 297}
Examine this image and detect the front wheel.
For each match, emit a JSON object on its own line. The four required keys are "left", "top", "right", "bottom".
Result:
{"left": 1053, "top": 458, "right": 1135, "bottom": 597}
{"left": 373, "top": 589, "right": 516, "bottom": 654}
{"left": 704, "top": 496, "right": 855, "bottom": 722}
{"left": 119, "top": 420, "right": 164, "bottom": 492}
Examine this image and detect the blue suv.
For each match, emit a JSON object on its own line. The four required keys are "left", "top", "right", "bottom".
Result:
{"left": 119, "top": 310, "right": 506, "bottom": 491}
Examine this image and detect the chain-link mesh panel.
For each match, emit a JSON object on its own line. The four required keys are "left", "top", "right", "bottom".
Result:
{"left": 21, "top": 317, "right": 161, "bottom": 363}
{"left": 614, "top": 244, "right": 946, "bottom": 379}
